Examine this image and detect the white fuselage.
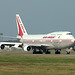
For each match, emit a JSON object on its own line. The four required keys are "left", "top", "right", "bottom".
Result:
{"left": 19, "top": 31, "right": 75, "bottom": 50}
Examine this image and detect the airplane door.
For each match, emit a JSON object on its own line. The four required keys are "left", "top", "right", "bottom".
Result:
{"left": 53, "top": 36, "right": 61, "bottom": 48}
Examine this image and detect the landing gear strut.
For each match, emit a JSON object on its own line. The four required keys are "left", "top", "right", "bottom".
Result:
{"left": 45, "top": 50, "right": 51, "bottom": 54}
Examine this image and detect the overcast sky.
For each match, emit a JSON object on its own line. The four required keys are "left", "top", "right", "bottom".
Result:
{"left": 0, "top": 0, "right": 75, "bottom": 37}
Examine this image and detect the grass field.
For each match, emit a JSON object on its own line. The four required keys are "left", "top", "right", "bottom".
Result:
{"left": 0, "top": 50, "right": 75, "bottom": 75}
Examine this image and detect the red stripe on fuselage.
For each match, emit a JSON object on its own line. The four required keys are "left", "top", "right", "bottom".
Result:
{"left": 20, "top": 39, "right": 73, "bottom": 43}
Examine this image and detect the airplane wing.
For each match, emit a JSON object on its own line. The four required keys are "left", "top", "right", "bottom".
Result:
{"left": 23, "top": 43, "right": 54, "bottom": 51}
{"left": 0, "top": 35, "right": 22, "bottom": 49}
{"left": 0, "top": 36, "right": 21, "bottom": 40}
{"left": 0, "top": 42, "right": 22, "bottom": 49}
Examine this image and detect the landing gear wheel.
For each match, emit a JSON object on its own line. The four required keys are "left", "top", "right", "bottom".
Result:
{"left": 33, "top": 51, "right": 43, "bottom": 54}
{"left": 33, "top": 51, "right": 36, "bottom": 54}
{"left": 55, "top": 50, "right": 60, "bottom": 54}
{"left": 45, "top": 50, "right": 51, "bottom": 54}
{"left": 38, "top": 51, "right": 43, "bottom": 54}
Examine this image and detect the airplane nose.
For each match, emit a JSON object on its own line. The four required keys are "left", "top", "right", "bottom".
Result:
{"left": 74, "top": 40, "right": 75, "bottom": 43}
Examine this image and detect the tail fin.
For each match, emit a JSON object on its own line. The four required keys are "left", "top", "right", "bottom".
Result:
{"left": 16, "top": 14, "right": 28, "bottom": 37}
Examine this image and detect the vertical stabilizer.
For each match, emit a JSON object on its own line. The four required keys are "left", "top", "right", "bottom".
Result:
{"left": 16, "top": 14, "right": 28, "bottom": 37}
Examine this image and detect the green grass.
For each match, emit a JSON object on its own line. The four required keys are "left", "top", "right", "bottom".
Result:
{"left": 0, "top": 50, "right": 75, "bottom": 75}
{"left": 0, "top": 54, "right": 74, "bottom": 75}
{"left": 0, "top": 54, "right": 75, "bottom": 63}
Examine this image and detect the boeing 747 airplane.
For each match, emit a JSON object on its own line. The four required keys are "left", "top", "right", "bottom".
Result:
{"left": 15, "top": 14, "right": 75, "bottom": 54}
{"left": 0, "top": 14, "right": 75, "bottom": 54}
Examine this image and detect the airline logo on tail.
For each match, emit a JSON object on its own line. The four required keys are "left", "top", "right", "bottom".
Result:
{"left": 16, "top": 14, "right": 28, "bottom": 37}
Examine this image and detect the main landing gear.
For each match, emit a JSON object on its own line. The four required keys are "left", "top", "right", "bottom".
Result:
{"left": 55, "top": 50, "right": 61, "bottom": 54}
{"left": 32, "top": 48, "right": 70, "bottom": 54}
{"left": 32, "top": 48, "right": 62, "bottom": 54}
{"left": 33, "top": 48, "right": 43, "bottom": 54}
{"left": 33, "top": 49, "right": 51, "bottom": 54}
{"left": 45, "top": 50, "right": 51, "bottom": 54}
{"left": 33, "top": 50, "right": 43, "bottom": 54}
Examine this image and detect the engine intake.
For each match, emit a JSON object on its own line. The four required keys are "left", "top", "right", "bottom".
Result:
{"left": 1, "top": 44, "right": 5, "bottom": 49}
{"left": 27, "top": 46, "right": 31, "bottom": 51}
{"left": 23, "top": 45, "right": 31, "bottom": 51}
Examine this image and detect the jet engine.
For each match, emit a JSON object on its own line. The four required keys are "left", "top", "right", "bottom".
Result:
{"left": 1, "top": 44, "right": 5, "bottom": 49}
{"left": 23, "top": 45, "right": 32, "bottom": 51}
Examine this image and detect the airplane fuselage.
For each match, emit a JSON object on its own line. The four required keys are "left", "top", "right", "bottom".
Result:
{"left": 19, "top": 31, "right": 75, "bottom": 50}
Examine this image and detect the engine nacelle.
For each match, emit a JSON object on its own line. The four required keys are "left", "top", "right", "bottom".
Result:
{"left": 1, "top": 44, "right": 5, "bottom": 49}
{"left": 72, "top": 46, "right": 75, "bottom": 51}
{"left": 23, "top": 45, "right": 31, "bottom": 51}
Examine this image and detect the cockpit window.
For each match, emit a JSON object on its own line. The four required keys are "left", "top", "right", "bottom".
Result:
{"left": 66, "top": 33, "right": 72, "bottom": 35}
